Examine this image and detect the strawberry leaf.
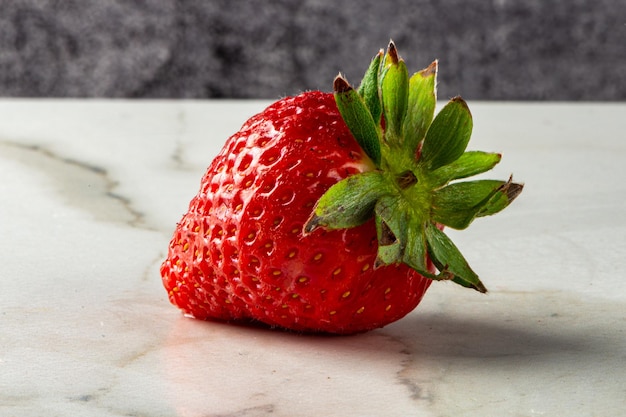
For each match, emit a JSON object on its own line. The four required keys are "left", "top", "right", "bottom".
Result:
{"left": 424, "top": 223, "right": 487, "bottom": 292}
{"left": 429, "top": 151, "right": 502, "bottom": 188}
{"left": 431, "top": 178, "right": 523, "bottom": 229}
{"left": 305, "top": 171, "right": 387, "bottom": 232}
{"left": 334, "top": 76, "right": 382, "bottom": 166}
{"left": 401, "top": 220, "right": 431, "bottom": 275}
{"left": 403, "top": 61, "right": 437, "bottom": 157}
{"left": 476, "top": 177, "right": 524, "bottom": 218}
{"left": 374, "top": 195, "right": 408, "bottom": 266}
{"left": 420, "top": 97, "right": 472, "bottom": 171}
{"left": 380, "top": 42, "right": 409, "bottom": 140}
{"left": 357, "top": 50, "right": 383, "bottom": 124}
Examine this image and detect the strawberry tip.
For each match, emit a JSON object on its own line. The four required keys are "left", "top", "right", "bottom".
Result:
{"left": 303, "top": 215, "right": 321, "bottom": 235}
{"left": 333, "top": 75, "right": 352, "bottom": 93}
{"left": 387, "top": 40, "right": 399, "bottom": 64}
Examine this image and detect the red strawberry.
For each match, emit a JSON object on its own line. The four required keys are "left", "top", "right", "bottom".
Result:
{"left": 161, "top": 42, "right": 522, "bottom": 334}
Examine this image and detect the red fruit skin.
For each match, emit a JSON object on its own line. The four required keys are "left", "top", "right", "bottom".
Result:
{"left": 161, "top": 91, "right": 434, "bottom": 334}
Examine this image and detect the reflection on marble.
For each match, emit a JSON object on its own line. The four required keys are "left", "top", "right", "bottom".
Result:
{"left": 1, "top": 100, "right": 625, "bottom": 416}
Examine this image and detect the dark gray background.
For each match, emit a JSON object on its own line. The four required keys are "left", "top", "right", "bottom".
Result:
{"left": 1, "top": 0, "right": 624, "bottom": 100}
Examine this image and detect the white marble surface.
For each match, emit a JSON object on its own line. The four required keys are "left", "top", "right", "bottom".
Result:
{"left": 1, "top": 99, "right": 625, "bottom": 417}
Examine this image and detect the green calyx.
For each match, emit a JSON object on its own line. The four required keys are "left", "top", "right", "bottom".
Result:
{"left": 304, "top": 41, "right": 523, "bottom": 293}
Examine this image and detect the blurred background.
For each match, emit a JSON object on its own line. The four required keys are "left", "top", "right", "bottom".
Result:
{"left": 1, "top": 0, "right": 624, "bottom": 100}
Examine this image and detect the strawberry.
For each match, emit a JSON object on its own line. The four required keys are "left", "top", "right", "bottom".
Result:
{"left": 161, "top": 42, "right": 523, "bottom": 334}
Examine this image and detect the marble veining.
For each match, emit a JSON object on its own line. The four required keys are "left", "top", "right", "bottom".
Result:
{"left": 0, "top": 141, "right": 144, "bottom": 228}
{"left": 1, "top": 100, "right": 625, "bottom": 417}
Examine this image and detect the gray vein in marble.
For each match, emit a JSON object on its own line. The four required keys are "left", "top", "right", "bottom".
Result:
{"left": 395, "top": 348, "right": 434, "bottom": 404}
{"left": 67, "top": 387, "right": 110, "bottom": 406}
{"left": 0, "top": 140, "right": 147, "bottom": 229}
{"left": 169, "top": 109, "right": 188, "bottom": 171}
{"left": 212, "top": 404, "right": 276, "bottom": 417}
